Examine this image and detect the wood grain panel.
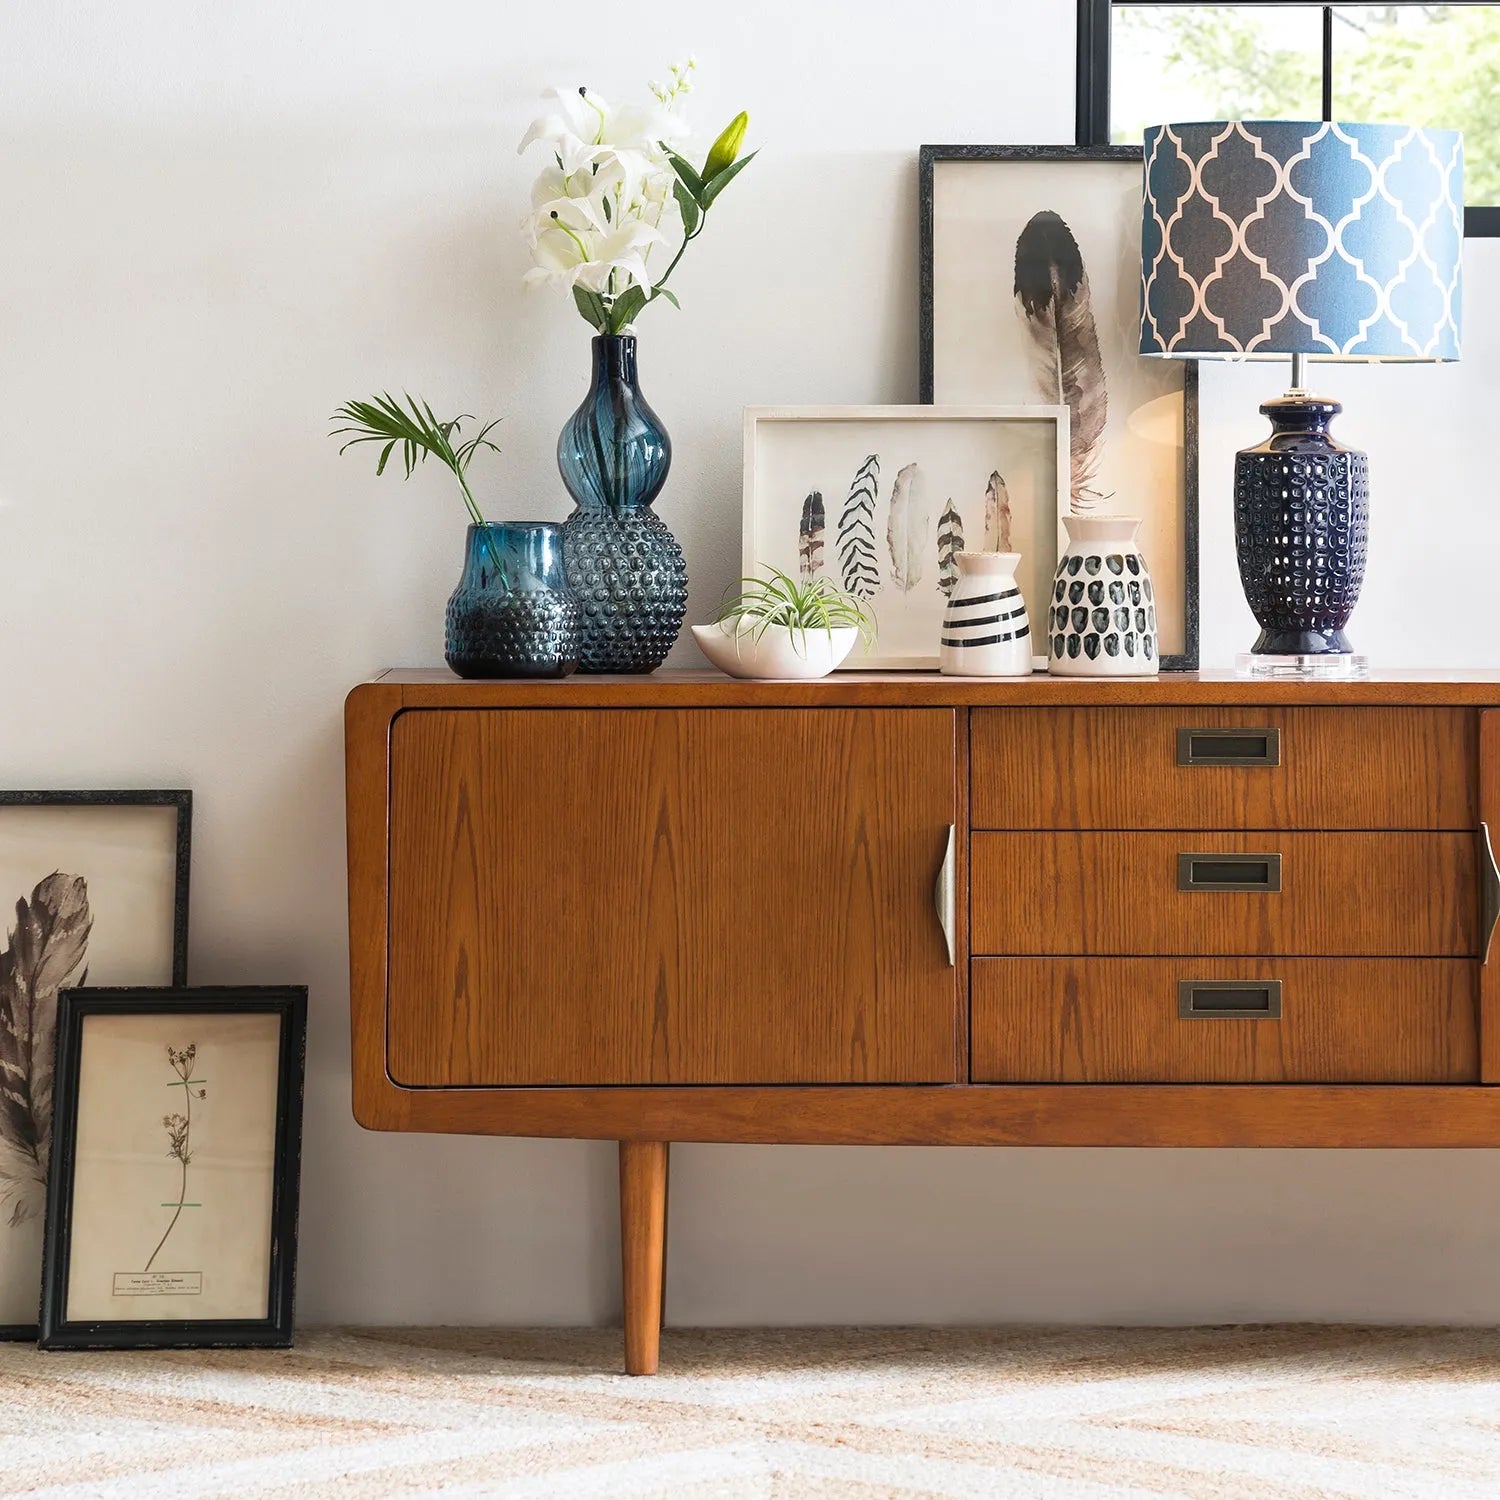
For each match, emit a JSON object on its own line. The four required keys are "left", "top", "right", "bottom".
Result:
{"left": 971, "top": 707, "right": 1475, "bottom": 829}
{"left": 386, "top": 708, "right": 959, "bottom": 1086}
{"left": 971, "top": 832, "right": 1477, "bottom": 956}
{"left": 972, "top": 958, "right": 1478, "bottom": 1083}
{"left": 353, "top": 1075, "right": 1500, "bottom": 1148}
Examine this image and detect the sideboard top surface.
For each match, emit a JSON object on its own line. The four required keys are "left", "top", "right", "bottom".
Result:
{"left": 361, "top": 667, "right": 1500, "bottom": 708}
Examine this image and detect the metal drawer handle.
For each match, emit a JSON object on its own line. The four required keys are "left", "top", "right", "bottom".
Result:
{"left": 1178, "top": 979, "right": 1283, "bottom": 1020}
{"left": 1176, "top": 726, "right": 1281, "bottom": 767}
{"left": 1177, "top": 852, "right": 1282, "bottom": 893}
{"left": 1482, "top": 822, "right": 1500, "bottom": 966}
{"left": 934, "top": 824, "right": 956, "bottom": 967}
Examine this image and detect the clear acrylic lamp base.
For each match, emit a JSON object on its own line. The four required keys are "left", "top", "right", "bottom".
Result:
{"left": 1235, "top": 652, "right": 1370, "bottom": 680}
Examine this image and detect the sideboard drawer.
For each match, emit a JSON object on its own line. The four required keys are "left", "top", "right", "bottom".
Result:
{"left": 971, "top": 958, "right": 1479, "bottom": 1083}
{"left": 971, "top": 832, "right": 1479, "bottom": 955}
{"left": 971, "top": 707, "right": 1476, "bottom": 829}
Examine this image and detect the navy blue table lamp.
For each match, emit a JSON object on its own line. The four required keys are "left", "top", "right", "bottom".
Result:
{"left": 1141, "top": 121, "right": 1463, "bottom": 676}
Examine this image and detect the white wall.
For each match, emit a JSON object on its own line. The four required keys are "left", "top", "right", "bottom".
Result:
{"left": 5, "top": 0, "right": 1500, "bottom": 1329}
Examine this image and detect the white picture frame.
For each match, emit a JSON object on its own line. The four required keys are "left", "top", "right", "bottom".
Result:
{"left": 742, "top": 405, "right": 1069, "bottom": 670}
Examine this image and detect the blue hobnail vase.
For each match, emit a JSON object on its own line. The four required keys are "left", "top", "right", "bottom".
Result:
{"left": 444, "top": 522, "right": 580, "bottom": 679}
{"left": 558, "top": 334, "right": 687, "bottom": 673}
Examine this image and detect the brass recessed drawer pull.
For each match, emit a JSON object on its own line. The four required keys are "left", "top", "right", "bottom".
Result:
{"left": 1175, "top": 725, "right": 1281, "bottom": 767}
{"left": 1176, "top": 851, "right": 1283, "bottom": 893}
{"left": 1178, "top": 979, "right": 1283, "bottom": 1020}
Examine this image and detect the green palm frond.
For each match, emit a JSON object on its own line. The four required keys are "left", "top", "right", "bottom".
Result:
{"left": 329, "top": 392, "right": 502, "bottom": 529}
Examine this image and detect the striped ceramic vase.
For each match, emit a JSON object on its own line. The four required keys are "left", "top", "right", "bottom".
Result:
{"left": 938, "top": 552, "right": 1033, "bottom": 676}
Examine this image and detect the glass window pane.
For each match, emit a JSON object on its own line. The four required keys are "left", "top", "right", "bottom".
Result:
{"left": 1111, "top": 4, "right": 1326, "bottom": 146}
{"left": 1333, "top": 4, "right": 1500, "bottom": 202}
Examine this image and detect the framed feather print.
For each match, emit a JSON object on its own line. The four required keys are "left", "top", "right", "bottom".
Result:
{"left": 920, "top": 144, "right": 1200, "bottom": 670}
{"left": 742, "top": 406, "right": 1069, "bottom": 669}
{"left": 39, "top": 985, "right": 305, "bottom": 1350}
{"left": 0, "top": 790, "right": 190, "bottom": 1339}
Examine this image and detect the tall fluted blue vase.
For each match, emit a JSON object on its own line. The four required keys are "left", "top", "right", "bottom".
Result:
{"left": 559, "top": 334, "right": 687, "bottom": 673}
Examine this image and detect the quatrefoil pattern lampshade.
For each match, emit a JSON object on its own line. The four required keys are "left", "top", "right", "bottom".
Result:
{"left": 1141, "top": 121, "right": 1463, "bottom": 361}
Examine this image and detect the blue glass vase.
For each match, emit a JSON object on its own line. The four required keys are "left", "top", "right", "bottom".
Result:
{"left": 559, "top": 334, "right": 687, "bottom": 673}
{"left": 444, "top": 522, "right": 580, "bottom": 679}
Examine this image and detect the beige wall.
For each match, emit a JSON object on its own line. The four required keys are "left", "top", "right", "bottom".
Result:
{"left": 4, "top": 0, "right": 1499, "bottom": 1326}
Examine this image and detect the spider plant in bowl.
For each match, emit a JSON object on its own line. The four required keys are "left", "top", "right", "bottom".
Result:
{"left": 692, "top": 569, "right": 876, "bottom": 679}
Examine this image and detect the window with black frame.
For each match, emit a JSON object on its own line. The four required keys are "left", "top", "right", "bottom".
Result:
{"left": 1076, "top": 0, "right": 1500, "bottom": 232}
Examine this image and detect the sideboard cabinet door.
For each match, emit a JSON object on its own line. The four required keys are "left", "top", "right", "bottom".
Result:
{"left": 385, "top": 708, "right": 960, "bottom": 1086}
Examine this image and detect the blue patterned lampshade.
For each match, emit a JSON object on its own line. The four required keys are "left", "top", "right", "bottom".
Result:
{"left": 1141, "top": 121, "right": 1463, "bottom": 361}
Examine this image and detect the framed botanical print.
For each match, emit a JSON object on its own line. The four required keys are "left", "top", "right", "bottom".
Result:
{"left": 0, "top": 790, "right": 190, "bottom": 1340}
{"left": 920, "top": 143, "right": 1200, "bottom": 669}
{"left": 39, "top": 985, "right": 306, "bottom": 1350}
{"left": 742, "top": 405, "right": 1069, "bottom": 669}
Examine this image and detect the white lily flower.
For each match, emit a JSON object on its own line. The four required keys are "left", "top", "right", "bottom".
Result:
{"left": 519, "top": 87, "right": 612, "bottom": 153}
{"left": 571, "top": 219, "right": 669, "bottom": 294}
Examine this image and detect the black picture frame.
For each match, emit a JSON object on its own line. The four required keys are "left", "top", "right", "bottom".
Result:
{"left": 0, "top": 789, "right": 192, "bottom": 1342}
{"left": 0, "top": 790, "right": 191, "bottom": 989}
{"left": 919, "top": 143, "right": 1200, "bottom": 671}
{"left": 1074, "top": 0, "right": 1500, "bottom": 237}
{"left": 39, "top": 985, "right": 306, "bottom": 1351}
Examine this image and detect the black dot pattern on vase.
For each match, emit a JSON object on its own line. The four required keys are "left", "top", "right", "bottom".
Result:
{"left": 1047, "top": 547, "right": 1157, "bottom": 672}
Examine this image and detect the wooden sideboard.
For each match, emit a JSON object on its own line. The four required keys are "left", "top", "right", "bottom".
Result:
{"left": 346, "top": 669, "right": 1500, "bottom": 1373}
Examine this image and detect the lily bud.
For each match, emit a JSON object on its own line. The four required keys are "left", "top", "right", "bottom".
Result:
{"left": 704, "top": 111, "right": 749, "bottom": 181}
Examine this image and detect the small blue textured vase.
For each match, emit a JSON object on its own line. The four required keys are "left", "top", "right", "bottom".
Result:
{"left": 445, "top": 522, "right": 580, "bottom": 679}
{"left": 559, "top": 334, "right": 687, "bottom": 673}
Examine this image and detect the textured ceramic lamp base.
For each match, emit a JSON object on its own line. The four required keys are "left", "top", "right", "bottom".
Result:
{"left": 1233, "top": 393, "right": 1369, "bottom": 678}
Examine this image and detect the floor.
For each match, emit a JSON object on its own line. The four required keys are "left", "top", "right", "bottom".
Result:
{"left": 6, "top": 1325, "right": 1500, "bottom": 1498}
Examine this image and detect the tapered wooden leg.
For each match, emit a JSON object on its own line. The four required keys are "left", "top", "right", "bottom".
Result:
{"left": 618, "top": 1140, "right": 669, "bottom": 1376}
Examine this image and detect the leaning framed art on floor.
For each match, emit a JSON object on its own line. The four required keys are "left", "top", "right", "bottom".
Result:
{"left": 0, "top": 789, "right": 190, "bottom": 1340}
{"left": 39, "top": 985, "right": 306, "bottom": 1350}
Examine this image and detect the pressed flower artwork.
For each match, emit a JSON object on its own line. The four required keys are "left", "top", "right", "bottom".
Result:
{"left": 57, "top": 1007, "right": 285, "bottom": 1326}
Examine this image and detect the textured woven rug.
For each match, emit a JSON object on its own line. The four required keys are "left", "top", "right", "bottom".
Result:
{"left": 6, "top": 1325, "right": 1500, "bottom": 1497}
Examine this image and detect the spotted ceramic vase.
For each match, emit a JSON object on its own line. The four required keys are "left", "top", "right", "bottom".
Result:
{"left": 1046, "top": 516, "right": 1158, "bottom": 677}
{"left": 938, "top": 552, "right": 1032, "bottom": 676}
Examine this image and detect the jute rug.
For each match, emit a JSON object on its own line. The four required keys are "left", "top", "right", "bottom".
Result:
{"left": 5, "top": 1325, "right": 1500, "bottom": 1497}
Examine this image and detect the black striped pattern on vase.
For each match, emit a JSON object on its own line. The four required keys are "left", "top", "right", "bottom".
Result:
{"left": 938, "top": 553, "right": 1034, "bottom": 677}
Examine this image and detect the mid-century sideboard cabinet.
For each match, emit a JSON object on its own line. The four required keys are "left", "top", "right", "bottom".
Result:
{"left": 346, "top": 669, "right": 1500, "bottom": 1373}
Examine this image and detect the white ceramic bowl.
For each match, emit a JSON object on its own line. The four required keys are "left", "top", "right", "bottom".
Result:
{"left": 691, "top": 621, "right": 858, "bottom": 680}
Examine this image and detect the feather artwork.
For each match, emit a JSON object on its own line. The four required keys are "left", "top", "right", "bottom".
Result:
{"left": 0, "top": 873, "right": 91, "bottom": 1227}
{"left": 984, "top": 470, "right": 1012, "bottom": 551}
{"left": 1014, "top": 210, "right": 1108, "bottom": 511}
{"left": 838, "top": 454, "right": 881, "bottom": 598}
{"left": 936, "top": 501, "right": 964, "bottom": 595}
{"left": 797, "top": 491, "right": 825, "bottom": 580}
{"left": 885, "top": 462, "right": 928, "bottom": 593}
